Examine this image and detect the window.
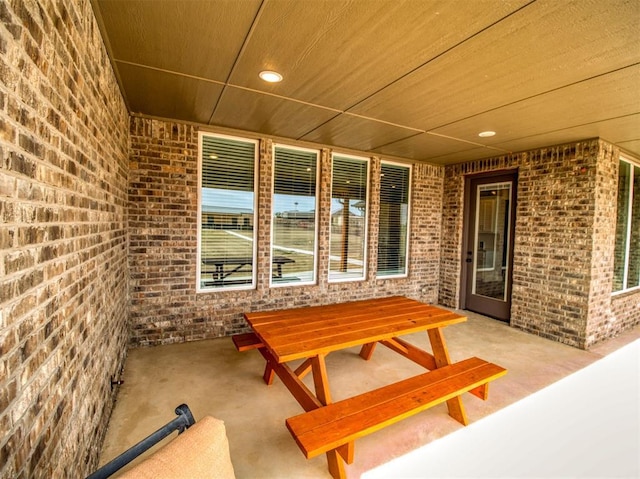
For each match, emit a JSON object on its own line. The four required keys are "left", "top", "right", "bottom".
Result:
{"left": 377, "top": 162, "right": 411, "bottom": 278}
{"left": 271, "top": 145, "right": 319, "bottom": 286}
{"left": 613, "top": 157, "right": 640, "bottom": 293}
{"left": 198, "top": 133, "right": 257, "bottom": 291}
{"left": 329, "top": 154, "right": 369, "bottom": 282}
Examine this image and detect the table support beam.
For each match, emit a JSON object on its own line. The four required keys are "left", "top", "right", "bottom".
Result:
{"left": 427, "top": 328, "right": 468, "bottom": 425}
{"left": 257, "top": 348, "right": 323, "bottom": 412}
{"left": 359, "top": 337, "right": 437, "bottom": 371}
{"left": 311, "top": 354, "right": 332, "bottom": 405}
{"left": 294, "top": 358, "right": 313, "bottom": 379}
{"left": 380, "top": 337, "right": 437, "bottom": 370}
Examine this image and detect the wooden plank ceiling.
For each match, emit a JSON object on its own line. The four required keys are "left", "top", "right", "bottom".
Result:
{"left": 92, "top": 0, "right": 640, "bottom": 165}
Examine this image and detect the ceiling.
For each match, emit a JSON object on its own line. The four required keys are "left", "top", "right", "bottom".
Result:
{"left": 91, "top": 0, "right": 640, "bottom": 165}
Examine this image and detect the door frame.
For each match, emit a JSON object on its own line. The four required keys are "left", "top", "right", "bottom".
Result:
{"left": 460, "top": 169, "right": 518, "bottom": 322}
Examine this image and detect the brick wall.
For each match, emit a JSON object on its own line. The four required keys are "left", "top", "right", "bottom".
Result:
{"left": 0, "top": 1, "right": 129, "bottom": 477}
{"left": 586, "top": 142, "right": 639, "bottom": 346}
{"left": 441, "top": 139, "right": 640, "bottom": 349}
{"left": 128, "top": 117, "right": 444, "bottom": 346}
{"left": 609, "top": 292, "right": 640, "bottom": 341}
{"left": 129, "top": 122, "right": 638, "bottom": 350}
{"left": 511, "top": 142, "right": 599, "bottom": 347}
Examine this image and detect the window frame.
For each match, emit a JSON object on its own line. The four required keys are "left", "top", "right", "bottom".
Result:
{"left": 270, "top": 143, "right": 320, "bottom": 288}
{"left": 376, "top": 160, "right": 412, "bottom": 279}
{"left": 196, "top": 132, "right": 259, "bottom": 293}
{"left": 613, "top": 155, "right": 640, "bottom": 295}
{"left": 328, "top": 152, "right": 370, "bottom": 283}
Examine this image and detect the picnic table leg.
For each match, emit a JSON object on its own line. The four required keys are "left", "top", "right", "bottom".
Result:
{"left": 263, "top": 361, "right": 275, "bottom": 385}
{"left": 310, "top": 354, "right": 332, "bottom": 405}
{"left": 326, "top": 450, "right": 347, "bottom": 479}
{"left": 359, "top": 342, "right": 377, "bottom": 360}
{"left": 257, "top": 349, "right": 322, "bottom": 412}
{"left": 427, "top": 328, "right": 468, "bottom": 425}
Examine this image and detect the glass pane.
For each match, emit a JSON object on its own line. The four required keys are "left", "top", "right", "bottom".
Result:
{"left": 272, "top": 146, "right": 318, "bottom": 285}
{"left": 613, "top": 162, "right": 631, "bottom": 291}
{"left": 473, "top": 182, "right": 512, "bottom": 300}
{"left": 628, "top": 165, "right": 640, "bottom": 288}
{"left": 199, "top": 135, "right": 256, "bottom": 290}
{"left": 377, "top": 163, "right": 410, "bottom": 277}
{"left": 329, "top": 155, "right": 368, "bottom": 281}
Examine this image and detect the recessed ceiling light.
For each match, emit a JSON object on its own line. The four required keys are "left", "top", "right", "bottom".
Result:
{"left": 259, "top": 70, "right": 283, "bottom": 83}
{"left": 478, "top": 131, "right": 496, "bottom": 138}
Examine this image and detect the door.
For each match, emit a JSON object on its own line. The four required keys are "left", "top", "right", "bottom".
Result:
{"left": 463, "top": 172, "right": 517, "bottom": 321}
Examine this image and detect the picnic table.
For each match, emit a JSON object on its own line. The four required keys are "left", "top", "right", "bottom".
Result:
{"left": 236, "top": 296, "right": 506, "bottom": 479}
{"left": 201, "top": 256, "right": 295, "bottom": 283}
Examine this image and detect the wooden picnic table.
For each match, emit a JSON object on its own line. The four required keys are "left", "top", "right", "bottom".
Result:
{"left": 245, "top": 296, "right": 465, "bottom": 401}
{"left": 240, "top": 296, "right": 506, "bottom": 479}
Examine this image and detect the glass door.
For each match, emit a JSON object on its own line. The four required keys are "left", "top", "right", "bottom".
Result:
{"left": 464, "top": 173, "right": 517, "bottom": 321}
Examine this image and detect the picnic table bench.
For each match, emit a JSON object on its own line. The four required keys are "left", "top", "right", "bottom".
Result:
{"left": 235, "top": 296, "right": 507, "bottom": 479}
{"left": 286, "top": 357, "right": 506, "bottom": 469}
{"left": 231, "top": 332, "right": 263, "bottom": 352}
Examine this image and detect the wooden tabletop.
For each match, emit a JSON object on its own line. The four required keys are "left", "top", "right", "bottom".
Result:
{"left": 244, "top": 296, "right": 466, "bottom": 363}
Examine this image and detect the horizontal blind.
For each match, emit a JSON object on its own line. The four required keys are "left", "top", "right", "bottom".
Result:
{"left": 377, "top": 162, "right": 410, "bottom": 277}
{"left": 331, "top": 156, "right": 368, "bottom": 201}
{"left": 272, "top": 146, "right": 318, "bottom": 285}
{"left": 199, "top": 134, "right": 257, "bottom": 290}
{"left": 274, "top": 147, "right": 317, "bottom": 197}
{"left": 202, "top": 136, "right": 255, "bottom": 191}
{"left": 329, "top": 154, "right": 368, "bottom": 281}
{"left": 380, "top": 163, "right": 410, "bottom": 205}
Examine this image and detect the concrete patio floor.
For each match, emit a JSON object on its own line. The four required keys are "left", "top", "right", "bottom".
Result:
{"left": 98, "top": 310, "right": 640, "bottom": 478}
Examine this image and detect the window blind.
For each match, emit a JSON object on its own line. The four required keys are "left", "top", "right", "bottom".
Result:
{"left": 272, "top": 145, "right": 318, "bottom": 285}
{"left": 199, "top": 134, "right": 257, "bottom": 290}
{"left": 377, "top": 162, "right": 410, "bottom": 277}
{"left": 329, "top": 154, "right": 368, "bottom": 282}
{"left": 202, "top": 136, "right": 255, "bottom": 191}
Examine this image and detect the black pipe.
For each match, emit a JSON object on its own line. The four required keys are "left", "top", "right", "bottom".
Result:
{"left": 86, "top": 404, "right": 196, "bottom": 479}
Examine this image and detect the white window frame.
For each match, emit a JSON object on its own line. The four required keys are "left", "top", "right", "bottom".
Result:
{"left": 328, "top": 152, "right": 370, "bottom": 283}
{"left": 376, "top": 160, "right": 411, "bottom": 279}
{"left": 613, "top": 155, "right": 640, "bottom": 295}
{"left": 270, "top": 143, "right": 320, "bottom": 288}
{"left": 197, "top": 132, "right": 259, "bottom": 293}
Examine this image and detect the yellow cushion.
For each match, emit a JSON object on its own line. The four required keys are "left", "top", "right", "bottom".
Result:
{"left": 119, "top": 416, "right": 235, "bottom": 479}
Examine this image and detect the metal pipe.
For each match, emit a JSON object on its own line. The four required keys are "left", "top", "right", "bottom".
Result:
{"left": 86, "top": 404, "right": 195, "bottom": 479}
